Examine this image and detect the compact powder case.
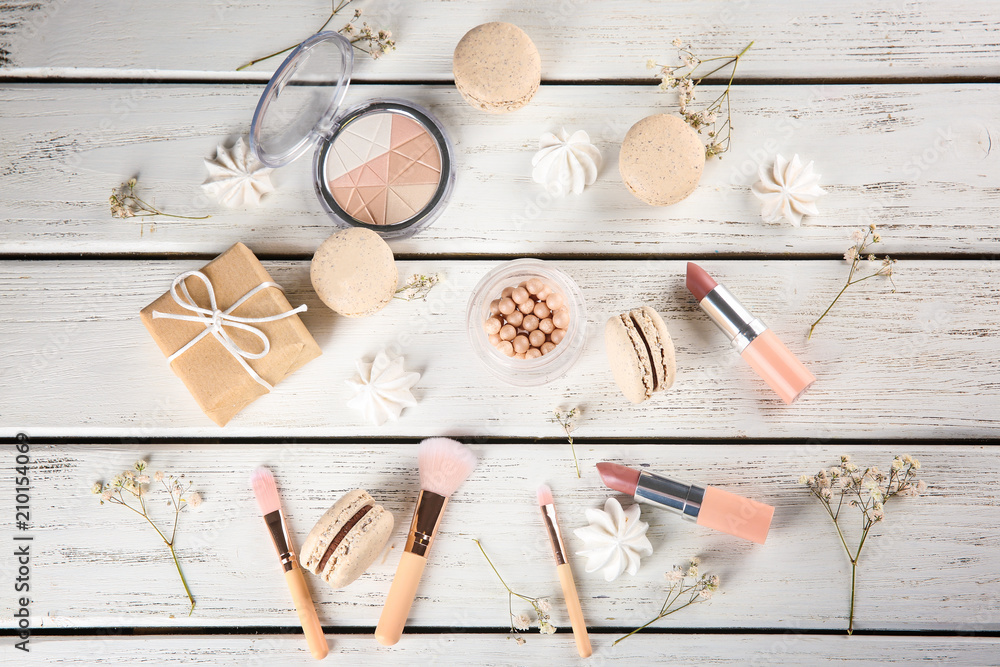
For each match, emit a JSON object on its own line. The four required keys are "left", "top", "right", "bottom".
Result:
{"left": 250, "top": 32, "right": 456, "bottom": 239}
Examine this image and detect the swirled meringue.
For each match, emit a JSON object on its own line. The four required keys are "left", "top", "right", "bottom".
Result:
{"left": 573, "top": 497, "right": 653, "bottom": 582}
{"left": 751, "top": 153, "right": 826, "bottom": 226}
{"left": 201, "top": 137, "right": 275, "bottom": 208}
{"left": 345, "top": 350, "right": 420, "bottom": 426}
{"left": 531, "top": 128, "right": 602, "bottom": 196}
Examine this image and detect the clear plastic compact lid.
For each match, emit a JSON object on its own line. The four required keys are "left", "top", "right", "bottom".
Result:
{"left": 249, "top": 32, "right": 354, "bottom": 168}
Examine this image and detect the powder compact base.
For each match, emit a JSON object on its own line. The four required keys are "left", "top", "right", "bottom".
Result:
{"left": 250, "top": 32, "right": 455, "bottom": 239}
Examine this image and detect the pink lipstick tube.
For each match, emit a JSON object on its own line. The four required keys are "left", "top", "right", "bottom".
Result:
{"left": 686, "top": 263, "right": 815, "bottom": 404}
{"left": 597, "top": 462, "right": 773, "bottom": 544}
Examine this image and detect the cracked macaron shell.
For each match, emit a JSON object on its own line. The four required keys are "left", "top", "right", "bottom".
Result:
{"left": 605, "top": 306, "right": 677, "bottom": 403}
{"left": 311, "top": 227, "right": 398, "bottom": 317}
{"left": 619, "top": 114, "right": 705, "bottom": 206}
{"left": 453, "top": 22, "right": 541, "bottom": 113}
{"left": 300, "top": 489, "right": 394, "bottom": 589}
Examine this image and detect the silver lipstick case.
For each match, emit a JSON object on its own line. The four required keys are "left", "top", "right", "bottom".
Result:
{"left": 634, "top": 471, "right": 706, "bottom": 522}
{"left": 698, "top": 285, "right": 767, "bottom": 353}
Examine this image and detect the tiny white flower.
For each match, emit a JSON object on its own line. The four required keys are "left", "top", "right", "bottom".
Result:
{"left": 646, "top": 58, "right": 657, "bottom": 69}
{"left": 188, "top": 492, "right": 203, "bottom": 508}
{"left": 698, "top": 588, "right": 713, "bottom": 599}
{"left": 539, "top": 621, "right": 557, "bottom": 635}
{"left": 154, "top": 471, "right": 164, "bottom": 482}
{"left": 513, "top": 614, "right": 531, "bottom": 631}
{"left": 844, "top": 246, "right": 858, "bottom": 262}
{"left": 537, "top": 598, "right": 551, "bottom": 613}
{"left": 91, "top": 482, "right": 103, "bottom": 494}
{"left": 101, "top": 490, "right": 112, "bottom": 502}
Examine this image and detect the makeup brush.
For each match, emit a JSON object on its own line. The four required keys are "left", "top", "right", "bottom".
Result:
{"left": 538, "top": 484, "right": 592, "bottom": 658}
{"left": 375, "top": 437, "right": 477, "bottom": 646}
{"left": 250, "top": 466, "right": 328, "bottom": 660}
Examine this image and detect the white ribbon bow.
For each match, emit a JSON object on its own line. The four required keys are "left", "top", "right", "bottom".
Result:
{"left": 151, "top": 270, "right": 307, "bottom": 390}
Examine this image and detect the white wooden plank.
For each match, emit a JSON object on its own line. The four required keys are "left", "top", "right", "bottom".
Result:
{"left": 12, "top": 634, "right": 1000, "bottom": 666}
{"left": 2, "top": 259, "right": 999, "bottom": 439}
{"left": 0, "top": 84, "right": 997, "bottom": 256}
{"left": 2, "top": 1, "right": 999, "bottom": 80}
{"left": 1, "top": 443, "right": 996, "bottom": 632}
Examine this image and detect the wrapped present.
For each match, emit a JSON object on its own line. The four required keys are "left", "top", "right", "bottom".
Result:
{"left": 140, "top": 242, "right": 321, "bottom": 426}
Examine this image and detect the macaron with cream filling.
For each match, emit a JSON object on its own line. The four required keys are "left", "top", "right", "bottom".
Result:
{"left": 300, "top": 489, "right": 394, "bottom": 588}
{"left": 605, "top": 306, "right": 677, "bottom": 403}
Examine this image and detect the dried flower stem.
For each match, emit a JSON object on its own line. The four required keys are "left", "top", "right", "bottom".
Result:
{"left": 800, "top": 454, "right": 924, "bottom": 633}
{"left": 474, "top": 539, "right": 556, "bottom": 643}
{"left": 808, "top": 225, "right": 896, "bottom": 340}
{"left": 394, "top": 274, "right": 442, "bottom": 301}
{"left": 236, "top": 0, "right": 395, "bottom": 71}
{"left": 649, "top": 40, "right": 753, "bottom": 158}
{"left": 614, "top": 559, "right": 719, "bottom": 645}
{"left": 551, "top": 408, "right": 581, "bottom": 478}
{"left": 95, "top": 462, "right": 201, "bottom": 615}
{"left": 110, "top": 178, "right": 210, "bottom": 221}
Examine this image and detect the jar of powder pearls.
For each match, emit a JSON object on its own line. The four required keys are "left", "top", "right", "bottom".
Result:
{"left": 467, "top": 259, "right": 587, "bottom": 386}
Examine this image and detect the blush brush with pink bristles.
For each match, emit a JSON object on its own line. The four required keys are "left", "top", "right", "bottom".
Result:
{"left": 375, "top": 437, "right": 478, "bottom": 646}
{"left": 251, "top": 466, "right": 328, "bottom": 660}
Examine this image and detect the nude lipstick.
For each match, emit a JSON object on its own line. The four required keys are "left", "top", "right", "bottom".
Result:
{"left": 596, "top": 462, "right": 773, "bottom": 544}
{"left": 686, "top": 262, "right": 815, "bottom": 404}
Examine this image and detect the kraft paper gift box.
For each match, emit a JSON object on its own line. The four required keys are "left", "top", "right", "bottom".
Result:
{"left": 140, "top": 242, "right": 321, "bottom": 426}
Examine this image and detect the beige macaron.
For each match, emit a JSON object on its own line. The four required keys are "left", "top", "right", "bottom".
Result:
{"left": 299, "top": 489, "right": 394, "bottom": 589}
{"left": 619, "top": 114, "right": 705, "bottom": 206}
{"left": 311, "top": 227, "right": 398, "bottom": 317}
{"left": 453, "top": 22, "right": 541, "bottom": 113}
{"left": 605, "top": 306, "right": 677, "bottom": 403}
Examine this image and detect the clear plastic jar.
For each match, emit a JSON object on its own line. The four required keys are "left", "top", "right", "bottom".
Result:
{"left": 466, "top": 259, "right": 588, "bottom": 386}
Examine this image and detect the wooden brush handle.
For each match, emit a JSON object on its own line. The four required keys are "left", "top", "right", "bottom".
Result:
{"left": 375, "top": 550, "right": 427, "bottom": 646}
{"left": 285, "top": 567, "right": 329, "bottom": 660}
{"left": 557, "top": 563, "right": 592, "bottom": 658}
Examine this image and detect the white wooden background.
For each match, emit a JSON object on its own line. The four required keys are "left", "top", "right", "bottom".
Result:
{"left": 1, "top": 1, "right": 999, "bottom": 665}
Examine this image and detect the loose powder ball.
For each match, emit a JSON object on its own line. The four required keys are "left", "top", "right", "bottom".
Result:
{"left": 483, "top": 278, "right": 570, "bottom": 361}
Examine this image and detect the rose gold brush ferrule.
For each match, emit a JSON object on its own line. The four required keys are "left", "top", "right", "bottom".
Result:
{"left": 540, "top": 504, "right": 568, "bottom": 566}
{"left": 404, "top": 490, "right": 448, "bottom": 558}
{"left": 263, "top": 510, "right": 298, "bottom": 572}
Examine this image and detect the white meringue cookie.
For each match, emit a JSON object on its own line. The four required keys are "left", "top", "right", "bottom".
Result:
{"left": 531, "top": 128, "right": 602, "bottom": 196}
{"left": 345, "top": 350, "right": 420, "bottom": 426}
{"left": 574, "top": 497, "right": 653, "bottom": 582}
{"left": 201, "top": 137, "right": 275, "bottom": 208}
{"left": 751, "top": 153, "right": 827, "bottom": 226}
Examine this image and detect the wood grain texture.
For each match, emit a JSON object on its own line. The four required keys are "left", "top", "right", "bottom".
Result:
{"left": 12, "top": 634, "right": 1000, "bottom": 666}
{"left": 1, "top": 1, "right": 999, "bottom": 80}
{"left": 1, "top": 259, "right": 998, "bottom": 438}
{"left": 0, "top": 84, "right": 997, "bottom": 256}
{"left": 1, "top": 443, "right": 996, "bottom": 631}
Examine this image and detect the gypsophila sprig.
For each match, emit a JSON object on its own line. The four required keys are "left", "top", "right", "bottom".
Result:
{"left": 551, "top": 407, "right": 582, "bottom": 478}
{"left": 800, "top": 454, "right": 925, "bottom": 634}
{"left": 394, "top": 273, "right": 443, "bottom": 301}
{"left": 615, "top": 558, "right": 720, "bottom": 645}
{"left": 236, "top": 0, "right": 395, "bottom": 71}
{"left": 474, "top": 539, "right": 557, "bottom": 644}
{"left": 808, "top": 224, "right": 896, "bottom": 339}
{"left": 648, "top": 39, "right": 753, "bottom": 159}
{"left": 93, "top": 461, "right": 203, "bottom": 615}
{"left": 110, "top": 178, "right": 210, "bottom": 222}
